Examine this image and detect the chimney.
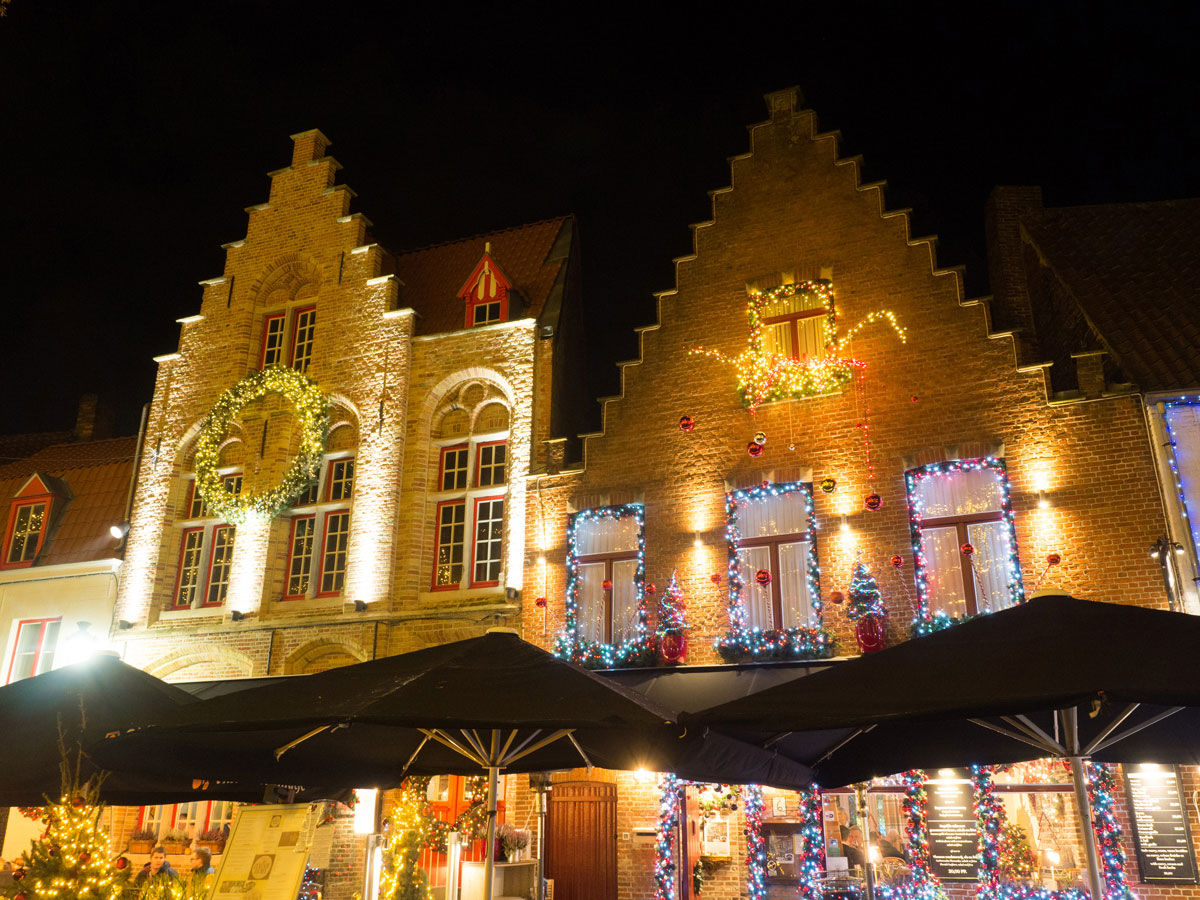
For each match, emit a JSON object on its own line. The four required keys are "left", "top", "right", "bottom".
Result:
{"left": 74, "top": 394, "right": 114, "bottom": 441}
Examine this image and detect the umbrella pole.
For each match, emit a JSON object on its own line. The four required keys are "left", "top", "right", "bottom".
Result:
{"left": 853, "top": 783, "right": 876, "bottom": 900}
{"left": 483, "top": 760, "right": 500, "bottom": 900}
{"left": 1061, "top": 709, "right": 1105, "bottom": 900}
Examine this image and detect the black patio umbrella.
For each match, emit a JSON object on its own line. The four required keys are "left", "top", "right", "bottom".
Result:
{"left": 688, "top": 592, "right": 1200, "bottom": 898}
{"left": 0, "top": 652, "right": 326, "bottom": 806}
{"left": 96, "top": 629, "right": 813, "bottom": 900}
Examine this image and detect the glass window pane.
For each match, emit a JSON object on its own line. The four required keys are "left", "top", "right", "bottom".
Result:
{"left": 737, "top": 492, "right": 809, "bottom": 539}
{"left": 576, "top": 561, "right": 606, "bottom": 644}
{"left": 967, "top": 521, "right": 1013, "bottom": 612}
{"left": 37, "top": 620, "right": 60, "bottom": 674}
{"left": 576, "top": 514, "right": 640, "bottom": 556}
{"left": 922, "top": 526, "right": 967, "bottom": 617}
{"left": 737, "top": 545, "right": 773, "bottom": 630}
{"left": 778, "top": 541, "right": 812, "bottom": 629}
{"left": 915, "top": 469, "right": 1003, "bottom": 518}
{"left": 287, "top": 517, "right": 315, "bottom": 597}
{"left": 611, "top": 559, "right": 640, "bottom": 644}
{"left": 435, "top": 503, "right": 465, "bottom": 586}
{"left": 321, "top": 512, "right": 350, "bottom": 594}
{"left": 472, "top": 499, "right": 503, "bottom": 584}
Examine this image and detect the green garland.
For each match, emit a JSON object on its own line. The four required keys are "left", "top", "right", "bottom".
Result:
{"left": 194, "top": 366, "right": 329, "bottom": 523}
{"left": 405, "top": 775, "right": 489, "bottom": 852}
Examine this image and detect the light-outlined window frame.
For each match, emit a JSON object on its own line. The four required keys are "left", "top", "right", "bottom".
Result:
{"left": 5, "top": 616, "right": 62, "bottom": 683}
{"left": 564, "top": 504, "right": 647, "bottom": 652}
{"left": 430, "top": 433, "right": 509, "bottom": 592}
{"left": 2, "top": 496, "right": 52, "bottom": 569}
{"left": 281, "top": 453, "right": 354, "bottom": 601}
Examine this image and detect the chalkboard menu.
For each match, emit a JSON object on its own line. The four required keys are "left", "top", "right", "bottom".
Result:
{"left": 926, "top": 770, "right": 977, "bottom": 882}
{"left": 1122, "top": 765, "right": 1199, "bottom": 884}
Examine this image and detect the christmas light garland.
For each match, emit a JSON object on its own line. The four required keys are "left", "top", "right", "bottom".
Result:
{"left": 654, "top": 775, "right": 682, "bottom": 900}
{"left": 402, "top": 775, "right": 489, "bottom": 852}
{"left": 555, "top": 504, "right": 656, "bottom": 669}
{"left": 743, "top": 786, "right": 767, "bottom": 900}
{"left": 847, "top": 560, "right": 886, "bottom": 620}
{"left": 716, "top": 481, "right": 832, "bottom": 662}
{"left": 194, "top": 366, "right": 329, "bottom": 523}
{"left": 795, "top": 788, "right": 826, "bottom": 900}
{"left": 1159, "top": 399, "right": 1200, "bottom": 557}
{"left": 905, "top": 458, "right": 1024, "bottom": 636}
{"left": 972, "top": 766, "right": 1005, "bottom": 900}
{"left": 1085, "top": 763, "right": 1134, "bottom": 900}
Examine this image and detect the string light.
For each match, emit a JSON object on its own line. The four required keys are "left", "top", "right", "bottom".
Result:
{"left": 715, "top": 481, "right": 832, "bottom": 662}
{"left": 795, "top": 788, "right": 825, "bottom": 900}
{"left": 905, "top": 459, "right": 1024, "bottom": 637}
{"left": 1159, "top": 400, "right": 1200, "bottom": 553}
{"left": 378, "top": 779, "right": 434, "bottom": 900}
{"left": 194, "top": 366, "right": 329, "bottom": 522}
{"left": 654, "top": 775, "right": 681, "bottom": 900}
{"left": 742, "top": 786, "right": 767, "bottom": 900}
{"left": 554, "top": 504, "right": 655, "bottom": 669}
{"left": 1086, "top": 763, "right": 1135, "bottom": 900}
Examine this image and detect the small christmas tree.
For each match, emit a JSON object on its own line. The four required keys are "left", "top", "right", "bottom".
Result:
{"left": 998, "top": 823, "right": 1038, "bottom": 881}
{"left": 5, "top": 747, "right": 133, "bottom": 900}
{"left": 378, "top": 781, "right": 432, "bottom": 900}
{"left": 846, "top": 561, "right": 885, "bottom": 621}
{"left": 656, "top": 570, "right": 688, "bottom": 663}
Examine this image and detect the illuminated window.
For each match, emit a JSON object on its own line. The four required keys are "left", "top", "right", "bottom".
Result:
{"left": 6, "top": 617, "right": 61, "bottom": 683}
{"left": 291, "top": 306, "right": 317, "bottom": 372}
{"left": 139, "top": 801, "right": 238, "bottom": 840}
{"left": 175, "top": 528, "right": 206, "bottom": 608}
{"left": 759, "top": 290, "right": 829, "bottom": 359}
{"left": 285, "top": 516, "right": 316, "bottom": 599}
{"left": 434, "top": 501, "right": 466, "bottom": 588}
{"left": 432, "top": 436, "right": 508, "bottom": 592}
{"left": 205, "top": 525, "right": 235, "bottom": 606}
{"left": 570, "top": 508, "right": 644, "bottom": 645}
{"left": 907, "top": 461, "right": 1021, "bottom": 618}
{"left": 319, "top": 510, "right": 350, "bottom": 595}
{"left": 261, "top": 312, "right": 286, "bottom": 367}
{"left": 476, "top": 441, "right": 506, "bottom": 488}
{"left": 282, "top": 455, "right": 354, "bottom": 600}
{"left": 729, "top": 485, "right": 818, "bottom": 630}
{"left": 173, "top": 472, "right": 242, "bottom": 610}
{"left": 4, "top": 500, "right": 48, "bottom": 567}
{"left": 327, "top": 458, "right": 354, "bottom": 502}
{"left": 472, "top": 497, "right": 504, "bottom": 587}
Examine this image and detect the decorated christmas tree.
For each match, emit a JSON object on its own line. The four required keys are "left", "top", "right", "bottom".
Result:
{"left": 656, "top": 570, "right": 688, "bottom": 663}
{"left": 846, "top": 561, "right": 885, "bottom": 621}
{"left": 997, "top": 823, "right": 1038, "bottom": 881}
{"left": 5, "top": 752, "right": 133, "bottom": 900}
{"left": 378, "top": 781, "right": 432, "bottom": 900}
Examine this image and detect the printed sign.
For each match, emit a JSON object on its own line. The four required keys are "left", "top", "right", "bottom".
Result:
{"left": 925, "top": 770, "right": 976, "bottom": 882}
{"left": 211, "top": 803, "right": 325, "bottom": 900}
{"left": 1123, "top": 765, "right": 1199, "bottom": 884}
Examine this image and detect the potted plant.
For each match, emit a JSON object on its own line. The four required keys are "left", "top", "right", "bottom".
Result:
{"left": 197, "top": 827, "right": 225, "bottom": 854}
{"left": 161, "top": 830, "right": 189, "bottom": 855}
{"left": 128, "top": 827, "right": 157, "bottom": 854}
{"left": 495, "top": 823, "right": 529, "bottom": 862}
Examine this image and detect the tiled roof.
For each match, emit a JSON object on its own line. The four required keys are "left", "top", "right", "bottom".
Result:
{"left": 396, "top": 216, "right": 571, "bottom": 336}
{"left": 1022, "top": 198, "right": 1200, "bottom": 391}
{"left": 0, "top": 435, "right": 136, "bottom": 566}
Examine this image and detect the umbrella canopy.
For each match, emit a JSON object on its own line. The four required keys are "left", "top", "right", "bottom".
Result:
{"left": 0, "top": 653, "right": 320, "bottom": 805}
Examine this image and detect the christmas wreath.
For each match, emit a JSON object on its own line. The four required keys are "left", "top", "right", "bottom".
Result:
{"left": 194, "top": 366, "right": 329, "bottom": 522}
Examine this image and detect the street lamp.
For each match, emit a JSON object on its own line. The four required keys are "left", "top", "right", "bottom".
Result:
{"left": 1150, "top": 535, "right": 1187, "bottom": 611}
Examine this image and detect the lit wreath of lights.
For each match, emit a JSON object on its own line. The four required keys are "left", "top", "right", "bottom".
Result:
{"left": 194, "top": 366, "right": 329, "bottom": 523}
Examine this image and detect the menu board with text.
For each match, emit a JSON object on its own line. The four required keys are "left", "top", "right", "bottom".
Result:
{"left": 926, "top": 770, "right": 977, "bottom": 882}
{"left": 1122, "top": 766, "right": 1199, "bottom": 884}
{"left": 211, "top": 803, "right": 326, "bottom": 900}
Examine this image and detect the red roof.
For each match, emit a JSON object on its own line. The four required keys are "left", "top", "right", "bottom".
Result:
{"left": 1022, "top": 198, "right": 1200, "bottom": 391}
{"left": 0, "top": 435, "right": 136, "bottom": 566}
{"left": 396, "top": 216, "right": 571, "bottom": 335}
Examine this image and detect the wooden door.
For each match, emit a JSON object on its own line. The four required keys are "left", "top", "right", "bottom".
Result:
{"left": 546, "top": 781, "right": 617, "bottom": 900}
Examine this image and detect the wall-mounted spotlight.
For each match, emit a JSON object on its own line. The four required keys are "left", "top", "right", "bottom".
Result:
{"left": 230, "top": 610, "right": 246, "bottom": 622}
{"left": 1037, "top": 491, "right": 1050, "bottom": 510}
{"left": 693, "top": 531, "right": 703, "bottom": 548}
{"left": 109, "top": 522, "right": 130, "bottom": 540}
{"left": 117, "top": 619, "right": 134, "bottom": 630}
{"left": 839, "top": 515, "right": 850, "bottom": 534}
{"left": 352, "top": 599, "right": 368, "bottom": 612}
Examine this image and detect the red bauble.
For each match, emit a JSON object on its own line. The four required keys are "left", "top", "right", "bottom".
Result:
{"left": 78, "top": 852, "right": 90, "bottom": 865}
{"left": 601, "top": 579, "right": 613, "bottom": 592}
{"left": 829, "top": 590, "right": 845, "bottom": 604}
{"left": 890, "top": 554, "right": 904, "bottom": 568}
{"left": 15, "top": 892, "right": 27, "bottom": 900}
{"left": 910, "top": 395, "right": 918, "bottom": 403}
{"left": 679, "top": 415, "right": 695, "bottom": 433}
{"left": 754, "top": 569, "right": 772, "bottom": 586}
{"left": 855, "top": 615, "right": 886, "bottom": 654}
{"left": 13, "top": 870, "right": 24, "bottom": 882}
{"left": 659, "top": 632, "right": 687, "bottom": 665}
{"left": 645, "top": 583, "right": 656, "bottom": 595}
{"left": 1046, "top": 552, "right": 1062, "bottom": 566}
{"left": 71, "top": 797, "right": 85, "bottom": 809}
{"left": 760, "top": 480, "right": 769, "bottom": 490}
{"left": 960, "top": 542, "right": 975, "bottom": 557}
{"left": 115, "top": 857, "right": 129, "bottom": 871}
{"left": 864, "top": 492, "right": 883, "bottom": 511}
{"left": 710, "top": 573, "right": 722, "bottom": 585}
{"left": 747, "top": 442, "right": 763, "bottom": 458}
{"left": 534, "top": 596, "right": 547, "bottom": 608}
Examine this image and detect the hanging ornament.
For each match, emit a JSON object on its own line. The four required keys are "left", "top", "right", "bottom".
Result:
{"left": 754, "top": 569, "right": 772, "bottom": 586}
{"left": 820, "top": 476, "right": 837, "bottom": 494}
{"left": 747, "top": 442, "right": 763, "bottom": 458}
{"left": 601, "top": 578, "right": 613, "bottom": 592}
{"left": 829, "top": 590, "right": 845, "bottom": 604}
{"left": 911, "top": 395, "right": 918, "bottom": 403}
{"left": 71, "top": 797, "right": 85, "bottom": 809}
{"left": 1046, "top": 552, "right": 1061, "bottom": 566}
{"left": 12, "top": 870, "right": 24, "bottom": 882}
{"left": 15, "top": 892, "right": 27, "bottom": 900}
{"left": 115, "top": 857, "right": 129, "bottom": 871}
{"left": 48, "top": 847, "right": 58, "bottom": 857}
{"left": 534, "top": 596, "right": 547, "bottom": 608}
{"left": 890, "top": 554, "right": 904, "bottom": 568}
{"left": 753, "top": 431, "right": 766, "bottom": 446}
{"left": 679, "top": 415, "right": 695, "bottom": 433}
{"left": 710, "top": 573, "right": 722, "bottom": 585}
{"left": 960, "top": 543, "right": 975, "bottom": 556}
{"left": 659, "top": 632, "right": 687, "bottom": 664}
{"left": 787, "top": 443, "right": 795, "bottom": 451}
{"left": 646, "top": 583, "right": 657, "bottom": 596}
{"left": 78, "top": 852, "right": 90, "bottom": 865}
{"left": 864, "top": 492, "right": 882, "bottom": 511}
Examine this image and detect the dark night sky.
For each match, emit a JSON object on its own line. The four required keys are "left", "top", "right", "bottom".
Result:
{"left": 1, "top": 1, "right": 1196, "bottom": 437}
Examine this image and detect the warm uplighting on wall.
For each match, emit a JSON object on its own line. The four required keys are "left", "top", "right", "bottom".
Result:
{"left": 633, "top": 768, "right": 656, "bottom": 784}
{"left": 354, "top": 787, "right": 379, "bottom": 834}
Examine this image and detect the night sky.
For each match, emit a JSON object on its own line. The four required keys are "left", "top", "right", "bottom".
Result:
{"left": 1, "top": 1, "right": 1196, "bottom": 437}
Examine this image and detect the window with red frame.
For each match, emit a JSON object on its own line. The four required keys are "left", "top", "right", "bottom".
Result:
{"left": 472, "top": 497, "right": 504, "bottom": 586}
{"left": 434, "top": 501, "right": 466, "bottom": 588}
{"left": 6, "top": 617, "right": 61, "bottom": 683}
{"left": 440, "top": 445, "right": 468, "bottom": 491}
{"left": 432, "top": 438, "right": 507, "bottom": 591}
{"left": 261, "top": 312, "right": 286, "bottom": 368}
{"left": 291, "top": 306, "right": 317, "bottom": 372}
{"left": 282, "top": 456, "right": 353, "bottom": 600}
{"left": 476, "top": 442, "right": 506, "bottom": 488}
{"left": 319, "top": 510, "right": 350, "bottom": 595}
{"left": 285, "top": 516, "right": 316, "bottom": 598}
{"left": 173, "top": 473, "right": 241, "bottom": 610}
{"left": 205, "top": 525, "right": 235, "bottom": 606}
{"left": 4, "top": 499, "right": 49, "bottom": 567}
{"left": 140, "top": 801, "right": 237, "bottom": 840}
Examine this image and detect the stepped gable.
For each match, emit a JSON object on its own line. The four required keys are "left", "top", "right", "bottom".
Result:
{"left": 1022, "top": 198, "right": 1200, "bottom": 391}
{"left": 396, "top": 216, "right": 571, "bottom": 335}
{"left": 0, "top": 435, "right": 136, "bottom": 566}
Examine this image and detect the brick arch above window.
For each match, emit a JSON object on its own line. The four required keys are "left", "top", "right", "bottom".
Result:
{"left": 143, "top": 646, "right": 256, "bottom": 681}
{"left": 250, "top": 253, "right": 325, "bottom": 309}
{"left": 283, "top": 638, "right": 368, "bottom": 675}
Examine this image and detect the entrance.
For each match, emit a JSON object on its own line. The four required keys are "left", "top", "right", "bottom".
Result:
{"left": 546, "top": 781, "right": 617, "bottom": 900}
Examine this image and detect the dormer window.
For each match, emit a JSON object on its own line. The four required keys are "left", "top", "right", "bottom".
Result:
{"left": 458, "top": 247, "right": 512, "bottom": 328}
{"left": 2, "top": 474, "right": 62, "bottom": 570}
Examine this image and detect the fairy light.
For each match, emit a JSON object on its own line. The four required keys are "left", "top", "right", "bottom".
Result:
{"left": 378, "top": 780, "right": 435, "bottom": 900}
{"left": 1160, "top": 400, "right": 1200, "bottom": 556}
{"left": 795, "top": 788, "right": 825, "bottom": 900}
{"left": 743, "top": 786, "right": 767, "bottom": 900}
{"left": 554, "top": 504, "right": 655, "bottom": 669}
{"left": 194, "top": 366, "right": 329, "bottom": 523}
{"left": 715, "top": 481, "right": 832, "bottom": 662}
{"left": 1086, "top": 763, "right": 1136, "bottom": 900}
{"left": 905, "top": 458, "right": 1024, "bottom": 637}
{"left": 654, "top": 775, "right": 681, "bottom": 900}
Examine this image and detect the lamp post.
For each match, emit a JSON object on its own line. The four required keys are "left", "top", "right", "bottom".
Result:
{"left": 1150, "top": 535, "right": 1186, "bottom": 611}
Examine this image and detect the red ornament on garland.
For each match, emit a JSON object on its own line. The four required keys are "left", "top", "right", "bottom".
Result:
{"left": 829, "top": 590, "right": 845, "bottom": 604}
{"left": 960, "top": 542, "right": 975, "bottom": 556}
{"left": 115, "top": 857, "right": 129, "bottom": 871}
{"left": 679, "top": 415, "right": 695, "bottom": 433}
{"left": 659, "top": 632, "right": 687, "bottom": 664}
{"left": 760, "top": 481, "right": 769, "bottom": 490}
{"left": 534, "top": 596, "right": 547, "bottom": 608}
{"left": 864, "top": 492, "right": 882, "bottom": 511}
{"left": 1046, "top": 552, "right": 1062, "bottom": 566}
{"left": 890, "top": 554, "right": 904, "bottom": 568}
{"left": 601, "top": 579, "right": 613, "bottom": 592}
{"left": 645, "top": 583, "right": 656, "bottom": 595}
{"left": 710, "top": 573, "right": 722, "bottom": 585}
{"left": 747, "top": 442, "right": 763, "bottom": 458}
{"left": 15, "top": 892, "right": 27, "bottom": 900}
{"left": 78, "top": 852, "right": 90, "bottom": 865}
{"left": 71, "top": 797, "right": 85, "bottom": 809}
{"left": 754, "top": 569, "right": 772, "bottom": 586}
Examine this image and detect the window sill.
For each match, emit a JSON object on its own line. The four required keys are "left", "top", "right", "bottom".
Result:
{"left": 267, "top": 595, "right": 346, "bottom": 616}
{"left": 158, "top": 606, "right": 228, "bottom": 622}
{"left": 418, "top": 587, "right": 506, "bottom": 605}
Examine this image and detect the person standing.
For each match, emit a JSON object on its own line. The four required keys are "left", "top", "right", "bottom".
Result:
{"left": 188, "top": 847, "right": 215, "bottom": 897}
{"left": 135, "top": 847, "right": 180, "bottom": 890}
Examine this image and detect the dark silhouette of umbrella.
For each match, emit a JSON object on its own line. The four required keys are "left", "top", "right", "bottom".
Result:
{"left": 688, "top": 593, "right": 1200, "bottom": 898}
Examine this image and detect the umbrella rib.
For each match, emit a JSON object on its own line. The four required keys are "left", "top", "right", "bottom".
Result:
{"left": 1003, "top": 715, "right": 1066, "bottom": 755}
{"left": 566, "top": 730, "right": 594, "bottom": 770}
{"left": 968, "top": 718, "right": 1062, "bottom": 755}
{"left": 1087, "top": 706, "right": 1184, "bottom": 756}
{"left": 763, "top": 731, "right": 792, "bottom": 749}
{"left": 274, "top": 725, "right": 333, "bottom": 761}
{"left": 421, "top": 728, "right": 487, "bottom": 767}
{"left": 813, "top": 725, "right": 875, "bottom": 768}
{"left": 502, "top": 729, "right": 575, "bottom": 766}
{"left": 1080, "top": 703, "right": 1140, "bottom": 757}
{"left": 497, "top": 729, "right": 519, "bottom": 762}
{"left": 399, "top": 733, "right": 433, "bottom": 778}
{"left": 460, "top": 729, "right": 490, "bottom": 761}
{"left": 501, "top": 728, "right": 545, "bottom": 761}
